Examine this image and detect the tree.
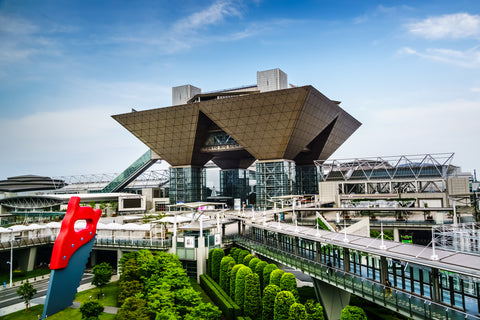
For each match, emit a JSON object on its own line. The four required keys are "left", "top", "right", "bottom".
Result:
{"left": 270, "top": 268, "right": 285, "bottom": 287}
{"left": 185, "top": 302, "right": 222, "bottom": 320}
{"left": 116, "top": 296, "right": 151, "bottom": 320}
{"left": 288, "top": 303, "right": 307, "bottom": 320}
{"left": 262, "top": 284, "right": 281, "bottom": 320}
{"left": 340, "top": 306, "right": 367, "bottom": 320}
{"left": 280, "top": 272, "right": 299, "bottom": 301}
{"left": 211, "top": 248, "right": 225, "bottom": 282}
{"left": 16, "top": 280, "right": 37, "bottom": 311}
{"left": 219, "top": 256, "right": 235, "bottom": 292}
{"left": 263, "top": 263, "right": 278, "bottom": 288}
{"left": 91, "top": 262, "right": 113, "bottom": 294}
{"left": 274, "top": 291, "right": 296, "bottom": 320}
{"left": 234, "top": 265, "right": 252, "bottom": 310}
{"left": 118, "top": 280, "right": 144, "bottom": 305}
{"left": 244, "top": 273, "right": 262, "bottom": 320}
{"left": 80, "top": 300, "right": 104, "bottom": 319}
{"left": 230, "top": 264, "right": 243, "bottom": 299}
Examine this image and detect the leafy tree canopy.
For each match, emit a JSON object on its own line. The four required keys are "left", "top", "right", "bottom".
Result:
{"left": 16, "top": 280, "right": 37, "bottom": 311}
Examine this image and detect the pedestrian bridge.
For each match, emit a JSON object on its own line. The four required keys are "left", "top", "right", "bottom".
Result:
{"left": 233, "top": 219, "right": 480, "bottom": 320}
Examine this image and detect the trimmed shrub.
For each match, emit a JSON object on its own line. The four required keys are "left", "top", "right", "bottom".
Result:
{"left": 211, "top": 249, "right": 225, "bottom": 282}
{"left": 220, "top": 256, "right": 236, "bottom": 292}
{"left": 274, "top": 291, "right": 296, "bottom": 320}
{"left": 230, "top": 264, "right": 243, "bottom": 299}
{"left": 208, "top": 249, "right": 215, "bottom": 276}
{"left": 262, "top": 284, "right": 281, "bottom": 320}
{"left": 340, "top": 305, "right": 367, "bottom": 320}
{"left": 263, "top": 264, "right": 278, "bottom": 288}
{"left": 254, "top": 261, "right": 268, "bottom": 292}
{"left": 230, "top": 247, "right": 240, "bottom": 263}
{"left": 243, "top": 254, "right": 254, "bottom": 266}
{"left": 237, "top": 250, "right": 249, "bottom": 265}
{"left": 288, "top": 303, "right": 307, "bottom": 320}
{"left": 270, "top": 269, "right": 285, "bottom": 287}
{"left": 244, "top": 273, "right": 262, "bottom": 320}
{"left": 225, "top": 260, "right": 236, "bottom": 296}
{"left": 280, "top": 273, "right": 299, "bottom": 301}
{"left": 248, "top": 257, "right": 261, "bottom": 271}
{"left": 305, "top": 300, "right": 324, "bottom": 320}
{"left": 234, "top": 266, "right": 252, "bottom": 311}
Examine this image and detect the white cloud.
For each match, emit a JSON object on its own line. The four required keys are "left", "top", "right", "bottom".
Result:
{"left": 0, "top": 79, "right": 173, "bottom": 178}
{"left": 173, "top": 0, "right": 241, "bottom": 34}
{"left": 399, "top": 45, "right": 480, "bottom": 68}
{"left": 407, "top": 13, "right": 480, "bottom": 39}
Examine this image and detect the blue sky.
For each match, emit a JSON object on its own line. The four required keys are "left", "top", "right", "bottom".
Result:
{"left": 0, "top": 0, "right": 479, "bottom": 180}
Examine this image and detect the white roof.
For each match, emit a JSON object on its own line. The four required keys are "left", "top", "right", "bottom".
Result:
{"left": 158, "top": 216, "right": 191, "bottom": 224}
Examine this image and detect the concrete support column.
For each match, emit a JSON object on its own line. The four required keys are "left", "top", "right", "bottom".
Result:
{"left": 316, "top": 243, "right": 322, "bottom": 263}
{"left": 238, "top": 221, "right": 241, "bottom": 235}
{"left": 90, "top": 250, "right": 97, "bottom": 266}
{"left": 380, "top": 256, "right": 389, "bottom": 285}
{"left": 393, "top": 228, "right": 400, "bottom": 242}
{"left": 312, "top": 278, "right": 351, "bottom": 320}
{"left": 27, "top": 247, "right": 37, "bottom": 271}
{"left": 263, "top": 229, "right": 268, "bottom": 246}
{"left": 343, "top": 248, "right": 350, "bottom": 273}
{"left": 197, "top": 236, "right": 206, "bottom": 282}
{"left": 117, "top": 250, "right": 123, "bottom": 275}
{"left": 294, "top": 236, "right": 299, "bottom": 256}
{"left": 222, "top": 224, "right": 226, "bottom": 238}
{"left": 431, "top": 268, "right": 441, "bottom": 303}
{"left": 277, "top": 232, "right": 282, "bottom": 250}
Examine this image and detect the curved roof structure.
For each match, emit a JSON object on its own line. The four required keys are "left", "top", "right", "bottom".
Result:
{"left": 0, "top": 175, "right": 67, "bottom": 192}
{"left": 113, "top": 85, "right": 361, "bottom": 169}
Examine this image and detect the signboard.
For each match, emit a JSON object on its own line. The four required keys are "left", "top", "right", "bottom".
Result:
{"left": 234, "top": 198, "right": 241, "bottom": 211}
{"left": 185, "top": 236, "right": 195, "bottom": 248}
{"left": 215, "top": 234, "right": 221, "bottom": 245}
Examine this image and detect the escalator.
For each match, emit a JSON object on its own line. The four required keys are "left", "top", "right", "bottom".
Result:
{"left": 100, "top": 150, "right": 159, "bottom": 193}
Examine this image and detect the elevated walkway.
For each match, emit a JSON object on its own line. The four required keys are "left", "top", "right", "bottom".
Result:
{"left": 232, "top": 219, "right": 480, "bottom": 320}
{"left": 99, "top": 150, "right": 160, "bottom": 193}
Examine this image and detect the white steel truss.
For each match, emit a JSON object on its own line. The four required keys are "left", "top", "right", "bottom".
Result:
{"left": 315, "top": 153, "right": 455, "bottom": 182}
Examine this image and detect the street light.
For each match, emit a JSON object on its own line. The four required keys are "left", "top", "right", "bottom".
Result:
{"left": 8, "top": 227, "right": 13, "bottom": 287}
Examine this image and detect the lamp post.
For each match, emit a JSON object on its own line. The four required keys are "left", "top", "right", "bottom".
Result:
{"left": 8, "top": 228, "right": 13, "bottom": 287}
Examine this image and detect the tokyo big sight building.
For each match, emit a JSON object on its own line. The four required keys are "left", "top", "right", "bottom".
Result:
{"left": 113, "top": 69, "right": 361, "bottom": 207}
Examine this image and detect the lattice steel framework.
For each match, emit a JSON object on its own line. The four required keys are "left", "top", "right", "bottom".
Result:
{"left": 434, "top": 223, "right": 480, "bottom": 255}
{"left": 55, "top": 169, "right": 169, "bottom": 193}
{"left": 315, "top": 153, "right": 455, "bottom": 182}
{"left": 256, "top": 160, "right": 295, "bottom": 208}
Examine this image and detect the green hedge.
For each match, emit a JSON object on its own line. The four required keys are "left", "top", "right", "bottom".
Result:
{"left": 211, "top": 248, "right": 225, "bottom": 282}
{"left": 234, "top": 266, "right": 253, "bottom": 310}
{"left": 200, "top": 274, "right": 241, "bottom": 320}
{"left": 263, "top": 264, "right": 278, "bottom": 289}
{"left": 236, "top": 317, "right": 253, "bottom": 320}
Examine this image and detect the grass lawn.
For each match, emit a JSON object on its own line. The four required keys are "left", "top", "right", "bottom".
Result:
{"left": 0, "top": 305, "right": 115, "bottom": 320}
{"left": 0, "top": 269, "right": 51, "bottom": 284}
{"left": 0, "top": 282, "right": 118, "bottom": 320}
{"left": 75, "top": 281, "right": 118, "bottom": 307}
{"left": 190, "top": 277, "right": 217, "bottom": 305}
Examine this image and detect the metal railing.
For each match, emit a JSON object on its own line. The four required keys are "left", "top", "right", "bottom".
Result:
{"left": 234, "top": 236, "right": 480, "bottom": 320}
